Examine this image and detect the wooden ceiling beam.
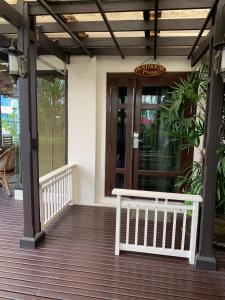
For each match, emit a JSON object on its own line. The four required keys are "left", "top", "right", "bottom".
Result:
{"left": 143, "top": 10, "right": 150, "bottom": 48}
{"left": 38, "top": 47, "right": 192, "bottom": 56}
{"left": 95, "top": 0, "right": 124, "bottom": 58}
{"left": 191, "top": 30, "right": 212, "bottom": 66}
{"left": 36, "top": 26, "right": 69, "bottom": 63}
{"left": 188, "top": 0, "right": 219, "bottom": 59}
{"left": 0, "top": 19, "right": 211, "bottom": 35}
{"left": 27, "top": 0, "right": 215, "bottom": 16}
{"left": 0, "top": 0, "right": 23, "bottom": 28}
{"left": 154, "top": 0, "right": 159, "bottom": 59}
{"left": 37, "top": 0, "right": 92, "bottom": 56}
{"left": 57, "top": 36, "right": 203, "bottom": 48}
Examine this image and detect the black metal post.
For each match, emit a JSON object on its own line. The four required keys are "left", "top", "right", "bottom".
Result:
{"left": 17, "top": 0, "right": 45, "bottom": 248}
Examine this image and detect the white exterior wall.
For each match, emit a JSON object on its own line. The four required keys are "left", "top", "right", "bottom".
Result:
{"left": 67, "top": 56, "right": 97, "bottom": 205}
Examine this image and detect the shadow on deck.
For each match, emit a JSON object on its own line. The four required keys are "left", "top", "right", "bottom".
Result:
{"left": 0, "top": 190, "right": 225, "bottom": 299}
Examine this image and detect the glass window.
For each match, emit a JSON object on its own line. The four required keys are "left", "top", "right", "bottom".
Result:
{"left": 118, "top": 86, "right": 128, "bottom": 104}
{"left": 141, "top": 87, "right": 170, "bottom": 105}
{"left": 37, "top": 72, "right": 67, "bottom": 177}
{"left": 116, "top": 109, "right": 127, "bottom": 168}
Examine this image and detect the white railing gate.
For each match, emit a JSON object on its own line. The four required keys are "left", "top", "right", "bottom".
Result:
{"left": 113, "top": 189, "right": 202, "bottom": 265}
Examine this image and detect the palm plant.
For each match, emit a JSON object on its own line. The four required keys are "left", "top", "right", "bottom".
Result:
{"left": 160, "top": 65, "right": 207, "bottom": 191}
{"left": 160, "top": 65, "right": 225, "bottom": 215}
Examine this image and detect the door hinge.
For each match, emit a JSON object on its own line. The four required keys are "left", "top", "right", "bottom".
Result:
{"left": 109, "top": 105, "right": 112, "bottom": 113}
{"left": 109, "top": 86, "right": 112, "bottom": 95}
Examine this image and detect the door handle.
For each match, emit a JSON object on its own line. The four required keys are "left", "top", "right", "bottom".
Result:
{"left": 133, "top": 131, "right": 142, "bottom": 149}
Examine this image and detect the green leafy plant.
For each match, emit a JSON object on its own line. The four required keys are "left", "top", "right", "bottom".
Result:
{"left": 160, "top": 64, "right": 225, "bottom": 215}
{"left": 160, "top": 65, "right": 207, "bottom": 191}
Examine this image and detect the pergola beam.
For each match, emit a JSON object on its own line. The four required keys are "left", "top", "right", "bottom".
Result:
{"left": 56, "top": 36, "right": 203, "bottom": 48}
{"left": 154, "top": 0, "right": 159, "bottom": 60}
{"left": 0, "top": 0, "right": 23, "bottom": 28}
{"left": 0, "top": 19, "right": 211, "bottom": 35}
{"left": 36, "top": 0, "right": 92, "bottom": 57}
{"left": 27, "top": 0, "right": 215, "bottom": 16}
{"left": 143, "top": 10, "right": 150, "bottom": 48}
{"left": 36, "top": 26, "right": 69, "bottom": 63}
{"left": 47, "top": 47, "right": 191, "bottom": 56}
{"left": 95, "top": 0, "right": 124, "bottom": 59}
{"left": 191, "top": 30, "right": 212, "bottom": 66}
{"left": 188, "top": 0, "right": 219, "bottom": 59}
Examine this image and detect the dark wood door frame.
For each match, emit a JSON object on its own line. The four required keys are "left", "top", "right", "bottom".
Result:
{"left": 105, "top": 72, "right": 190, "bottom": 196}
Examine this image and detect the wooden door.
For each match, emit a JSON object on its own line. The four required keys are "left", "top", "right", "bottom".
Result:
{"left": 105, "top": 73, "right": 191, "bottom": 196}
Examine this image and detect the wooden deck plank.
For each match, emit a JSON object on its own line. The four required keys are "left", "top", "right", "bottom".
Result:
{"left": 0, "top": 189, "right": 225, "bottom": 299}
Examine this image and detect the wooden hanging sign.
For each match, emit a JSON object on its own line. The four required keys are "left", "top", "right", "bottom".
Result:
{"left": 134, "top": 63, "right": 166, "bottom": 77}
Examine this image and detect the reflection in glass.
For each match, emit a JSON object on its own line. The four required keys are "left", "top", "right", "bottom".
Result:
{"left": 116, "top": 109, "right": 126, "bottom": 168}
{"left": 118, "top": 86, "right": 128, "bottom": 104}
{"left": 0, "top": 86, "right": 21, "bottom": 187}
{"left": 37, "top": 74, "right": 66, "bottom": 176}
{"left": 115, "top": 174, "right": 124, "bottom": 188}
{"left": 138, "top": 176, "right": 178, "bottom": 192}
{"left": 139, "top": 109, "right": 180, "bottom": 171}
{"left": 141, "top": 87, "right": 170, "bottom": 105}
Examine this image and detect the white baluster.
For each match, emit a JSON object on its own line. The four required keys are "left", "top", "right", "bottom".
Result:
{"left": 126, "top": 206, "right": 130, "bottom": 245}
{"left": 59, "top": 177, "right": 62, "bottom": 209}
{"left": 181, "top": 210, "right": 187, "bottom": 251}
{"left": 189, "top": 202, "right": 199, "bottom": 265}
{"left": 43, "top": 188, "right": 47, "bottom": 225}
{"left": 172, "top": 211, "right": 177, "bottom": 250}
{"left": 56, "top": 178, "right": 59, "bottom": 212}
{"left": 70, "top": 169, "right": 73, "bottom": 202}
{"left": 115, "top": 195, "right": 121, "bottom": 255}
{"left": 50, "top": 183, "right": 53, "bottom": 218}
{"left": 162, "top": 199, "right": 168, "bottom": 248}
{"left": 52, "top": 179, "right": 55, "bottom": 216}
{"left": 62, "top": 176, "right": 63, "bottom": 206}
{"left": 62, "top": 176, "right": 64, "bottom": 208}
{"left": 153, "top": 199, "right": 158, "bottom": 248}
{"left": 144, "top": 209, "right": 148, "bottom": 247}
{"left": 47, "top": 186, "right": 50, "bottom": 221}
{"left": 64, "top": 173, "right": 67, "bottom": 204}
{"left": 135, "top": 206, "right": 139, "bottom": 246}
{"left": 64, "top": 171, "right": 67, "bottom": 204}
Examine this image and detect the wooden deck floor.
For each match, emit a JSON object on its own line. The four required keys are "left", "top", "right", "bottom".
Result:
{"left": 0, "top": 191, "right": 225, "bottom": 299}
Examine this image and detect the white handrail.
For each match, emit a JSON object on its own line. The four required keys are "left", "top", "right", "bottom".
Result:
{"left": 113, "top": 188, "right": 202, "bottom": 265}
{"left": 39, "top": 163, "right": 76, "bottom": 229}
{"left": 112, "top": 188, "right": 202, "bottom": 202}
{"left": 39, "top": 163, "right": 76, "bottom": 185}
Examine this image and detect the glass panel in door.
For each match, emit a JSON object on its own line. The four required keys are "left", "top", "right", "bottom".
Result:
{"left": 139, "top": 109, "right": 180, "bottom": 172}
{"left": 134, "top": 85, "right": 181, "bottom": 192}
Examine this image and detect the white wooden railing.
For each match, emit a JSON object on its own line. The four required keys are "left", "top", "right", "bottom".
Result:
{"left": 39, "top": 163, "right": 76, "bottom": 229}
{"left": 112, "top": 189, "right": 202, "bottom": 265}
